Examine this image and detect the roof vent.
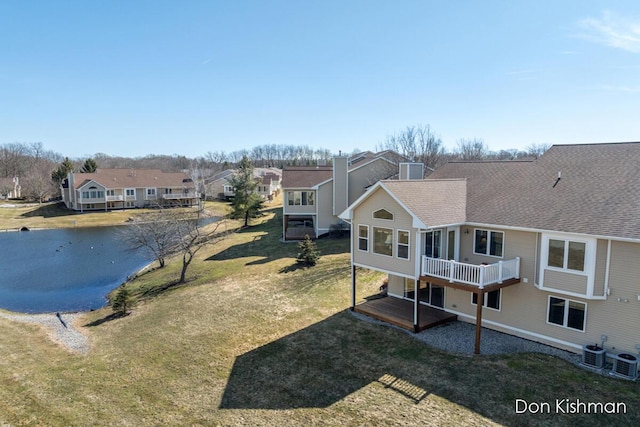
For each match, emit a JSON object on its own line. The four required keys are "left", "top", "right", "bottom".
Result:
{"left": 552, "top": 171, "right": 561, "bottom": 188}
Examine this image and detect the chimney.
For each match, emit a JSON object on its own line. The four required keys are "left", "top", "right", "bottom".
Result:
{"left": 399, "top": 162, "right": 425, "bottom": 180}
{"left": 333, "top": 154, "right": 349, "bottom": 216}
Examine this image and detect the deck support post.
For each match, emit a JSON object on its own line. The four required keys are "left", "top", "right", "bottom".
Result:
{"left": 350, "top": 264, "right": 356, "bottom": 310}
{"left": 413, "top": 279, "right": 420, "bottom": 332}
{"left": 475, "top": 291, "right": 484, "bottom": 355}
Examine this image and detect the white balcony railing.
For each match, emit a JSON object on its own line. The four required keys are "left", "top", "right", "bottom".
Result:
{"left": 422, "top": 256, "right": 520, "bottom": 288}
{"left": 106, "top": 195, "right": 124, "bottom": 201}
{"left": 162, "top": 192, "right": 198, "bottom": 200}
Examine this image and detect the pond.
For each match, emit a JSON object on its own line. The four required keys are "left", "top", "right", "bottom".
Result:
{"left": 0, "top": 226, "right": 154, "bottom": 313}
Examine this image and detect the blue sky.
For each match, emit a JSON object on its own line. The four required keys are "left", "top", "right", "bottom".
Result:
{"left": 1, "top": 1, "right": 639, "bottom": 159}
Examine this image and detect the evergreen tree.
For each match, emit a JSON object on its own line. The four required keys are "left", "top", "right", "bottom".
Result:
{"left": 51, "top": 157, "right": 74, "bottom": 185}
{"left": 81, "top": 158, "right": 98, "bottom": 173}
{"left": 296, "top": 234, "right": 320, "bottom": 266}
{"left": 111, "top": 285, "right": 136, "bottom": 316}
{"left": 228, "top": 155, "right": 264, "bottom": 226}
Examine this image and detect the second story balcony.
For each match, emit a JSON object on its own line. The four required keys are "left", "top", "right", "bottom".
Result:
{"left": 421, "top": 256, "right": 520, "bottom": 289}
{"left": 162, "top": 192, "right": 198, "bottom": 200}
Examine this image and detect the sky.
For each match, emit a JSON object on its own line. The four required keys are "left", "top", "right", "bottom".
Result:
{"left": 1, "top": 1, "right": 639, "bottom": 159}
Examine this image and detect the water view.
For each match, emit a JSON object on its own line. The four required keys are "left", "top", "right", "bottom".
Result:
{"left": 0, "top": 226, "right": 154, "bottom": 313}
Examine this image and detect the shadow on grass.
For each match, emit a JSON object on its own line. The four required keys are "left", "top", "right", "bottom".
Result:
{"left": 83, "top": 311, "right": 129, "bottom": 327}
{"left": 219, "top": 310, "right": 434, "bottom": 410}
{"left": 19, "top": 202, "right": 72, "bottom": 219}
{"left": 219, "top": 310, "right": 640, "bottom": 426}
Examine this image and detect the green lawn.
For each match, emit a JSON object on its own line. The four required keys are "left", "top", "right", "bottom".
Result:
{"left": 0, "top": 203, "right": 638, "bottom": 426}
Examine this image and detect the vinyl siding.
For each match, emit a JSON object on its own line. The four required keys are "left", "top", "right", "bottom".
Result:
{"left": 542, "top": 269, "right": 588, "bottom": 295}
{"left": 348, "top": 159, "right": 397, "bottom": 206}
{"left": 593, "top": 239, "right": 607, "bottom": 297}
{"left": 351, "top": 186, "right": 416, "bottom": 277}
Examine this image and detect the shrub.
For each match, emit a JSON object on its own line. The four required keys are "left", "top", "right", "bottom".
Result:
{"left": 296, "top": 234, "right": 320, "bottom": 266}
{"left": 111, "top": 285, "right": 137, "bottom": 316}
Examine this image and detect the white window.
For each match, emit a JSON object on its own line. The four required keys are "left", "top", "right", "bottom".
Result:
{"left": 474, "top": 229, "right": 504, "bottom": 257}
{"left": 547, "top": 296, "right": 586, "bottom": 331}
{"left": 106, "top": 189, "right": 115, "bottom": 196}
{"left": 397, "top": 230, "right": 409, "bottom": 260}
{"left": 472, "top": 290, "right": 501, "bottom": 311}
{"left": 358, "top": 225, "right": 369, "bottom": 252}
{"left": 547, "top": 239, "right": 586, "bottom": 272}
{"left": 425, "top": 230, "right": 442, "bottom": 258}
{"left": 287, "top": 191, "right": 314, "bottom": 206}
{"left": 373, "top": 227, "right": 393, "bottom": 256}
{"left": 373, "top": 208, "right": 393, "bottom": 220}
{"left": 146, "top": 188, "right": 157, "bottom": 197}
{"left": 125, "top": 188, "right": 135, "bottom": 197}
{"left": 125, "top": 201, "right": 135, "bottom": 208}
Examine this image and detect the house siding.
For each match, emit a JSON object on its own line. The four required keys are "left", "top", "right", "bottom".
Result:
{"left": 542, "top": 269, "right": 588, "bottom": 295}
{"left": 594, "top": 239, "right": 607, "bottom": 297}
{"left": 348, "top": 159, "right": 397, "bottom": 206}
{"left": 351, "top": 187, "right": 415, "bottom": 278}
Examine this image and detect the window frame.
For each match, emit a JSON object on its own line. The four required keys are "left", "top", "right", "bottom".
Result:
{"left": 372, "top": 208, "right": 394, "bottom": 220}
{"left": 424, "top": 230, "right": 442, "bottom": 259}
{"left": 357, "top": 224, "right": 369, "bottom": 252}
{"left": 546, "top": 238, "right": 586, "bottom": 273}
{"left": 473, "top": 229, "right": 504, "bottom": 258}
{"left": 372, "top": 226, "right": 393, "bottom": 257}
{"left": 125, "top": 188, "right": 136, "bottom": 197}
{"left": 546, "top": 295, "right": 586, "bottom": 332}
{"left": 471, "top": 289, "right": 502, "bottom": 311}
{"left": 396, "top": 229, "right": 410, "bottom": 260}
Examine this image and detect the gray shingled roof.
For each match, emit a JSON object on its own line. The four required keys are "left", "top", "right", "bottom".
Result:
{"left": 381, "top": 180, "right": 467, "bottom": 228}
{"left": 428, "top": 142, "right": 640, "bottom": 240}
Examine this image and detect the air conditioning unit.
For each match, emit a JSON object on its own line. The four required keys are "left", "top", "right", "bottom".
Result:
{"left": 610, "top": 353, "right": 639, "bottom": 380}
{"left": 581, "top": 344, "right": 606, "bottom": 370}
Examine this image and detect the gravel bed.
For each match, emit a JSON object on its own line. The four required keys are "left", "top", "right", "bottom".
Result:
{"left": 352, "top": 312, "right": 581, "bottom": 364}
{"left": 0, "top": 312, "right": 90, "bottom": 355}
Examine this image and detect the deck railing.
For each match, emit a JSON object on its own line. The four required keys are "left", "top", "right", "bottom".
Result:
{"left": 421, "top": 256, "right": 520, "bottom": 288}
{"left": 162, "top": 192, "right": 198, "bottom": 200}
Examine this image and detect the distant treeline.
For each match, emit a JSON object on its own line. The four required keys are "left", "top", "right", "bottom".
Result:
{"left": 1, "top": 127, "right": 549, "bottom": 201}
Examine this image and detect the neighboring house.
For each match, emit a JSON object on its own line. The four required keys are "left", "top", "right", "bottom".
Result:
{"left": 281, "top": 151, "right": 411, "bottom": 240}
{"left": 0, "top": 176, "right": 21, "bottom": 199}
{"left": 204, "top": 168, "right": 282, "bottom": 201}
{"left": 61, "top": 169, "right": 199, "bottom": 212}
{"left": 339, "top": 142, "right": 640, "bottom": 365}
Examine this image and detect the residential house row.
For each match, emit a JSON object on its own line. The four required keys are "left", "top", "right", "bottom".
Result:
{"left": 339, "top": 142, "right": 640, "bottom": 365}
{"left": 61, "top": 169, "right": 199, "bottom": 211}
{"left": 281, "top": 151, "right": 414, "bottom": 240}
{"left": 204, "top": 168, "right": 282, "bottom": 201}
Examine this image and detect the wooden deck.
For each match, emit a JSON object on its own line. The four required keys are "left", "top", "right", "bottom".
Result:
{"left": 353, "top": 296, "right": 457, "bottom": 332}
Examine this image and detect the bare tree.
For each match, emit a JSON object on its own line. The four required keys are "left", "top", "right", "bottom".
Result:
{"left": 23, "top": 158, "right": 57, "bottom": 203}
{"left": 123, "top": 207, "right": 226, "bottom": 283}
{"left": 526, "top": 143, "right": 551, "bottom": 159}
{"left": 123, "top": 210, "right": 181, "bottom": 268}
{"left": 169, "top": 208, "right": 227, "bottom": 283}
{"left": 378, "top": 124, "right": 446, "bottom": 171}
{"left": 455, "top": 138, "right": 488, "bottom": 160}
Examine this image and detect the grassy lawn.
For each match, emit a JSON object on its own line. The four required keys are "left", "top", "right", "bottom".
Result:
{"left": 0, "top": 201, "right": 638, "bottom": 425}
{"left": 0, "top": 200, "right": 227, "bottom": 230}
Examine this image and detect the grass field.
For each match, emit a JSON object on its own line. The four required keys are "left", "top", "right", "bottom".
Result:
{"left": 0, "top": 201, "right": 638, "bottom": 426}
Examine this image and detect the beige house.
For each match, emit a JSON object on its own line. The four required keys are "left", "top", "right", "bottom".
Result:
{"left": 0, "top": 176, "right": 21, "bottom": 199}
{"left": 340, "top": 142, "right": 640, "bottom": 375}
{"left": 281, "top": 151, "right": 411, "bottom": 240}
{"left": 204, "top": 168, "right": 282, "bottom": 201}
{"left": 61, "top": 169, "right": 199, "bottom": 212}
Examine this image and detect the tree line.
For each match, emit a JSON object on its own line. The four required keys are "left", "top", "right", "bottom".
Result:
{"left": 2, "top": 128, "right": 549, "bottom": 202}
